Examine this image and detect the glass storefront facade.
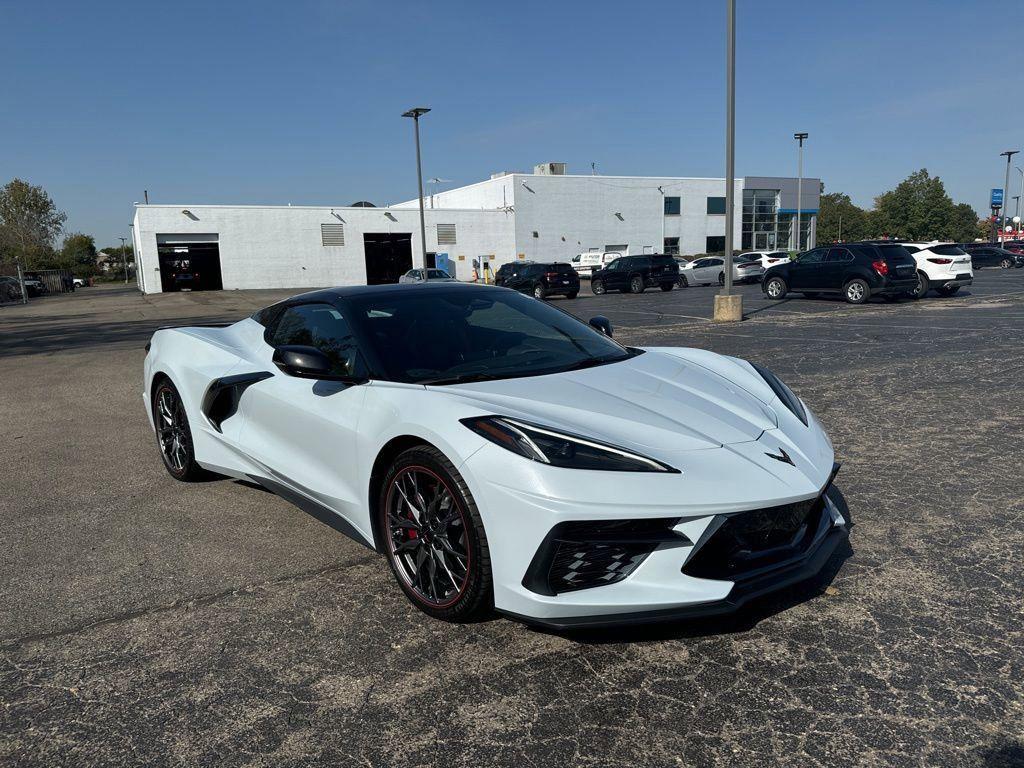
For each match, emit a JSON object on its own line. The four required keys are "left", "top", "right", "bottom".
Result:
{"left": 742, "top": 189, "right": 812, "bottom": 251}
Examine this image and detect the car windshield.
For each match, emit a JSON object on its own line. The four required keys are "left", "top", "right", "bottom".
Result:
{"left": 345, "top": 288, "right": 632, "bottom": 384}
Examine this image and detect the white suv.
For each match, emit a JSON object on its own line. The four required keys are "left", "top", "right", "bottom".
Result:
{"left": 901, "top": 242, "right": 974, "bottom": 298}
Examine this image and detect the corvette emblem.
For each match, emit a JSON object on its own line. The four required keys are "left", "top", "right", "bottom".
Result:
{"left": 765, "top": 447, "right": 795, "bottom": 466}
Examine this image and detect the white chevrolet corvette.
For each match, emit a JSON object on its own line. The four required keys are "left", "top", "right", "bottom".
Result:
{"left": 144, "top": 284, "right": 846, "bottom": 629}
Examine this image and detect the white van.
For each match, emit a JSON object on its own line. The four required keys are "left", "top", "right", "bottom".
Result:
{"left": 572, "top": 251, "right": 623, "bottom": 278}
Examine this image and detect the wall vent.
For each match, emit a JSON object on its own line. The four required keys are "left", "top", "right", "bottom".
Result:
{"left": 437, "top": 223, "right": 457, "bottom": 245}
{"left": 321, "top": 223, "right": 345, "bottom": 246}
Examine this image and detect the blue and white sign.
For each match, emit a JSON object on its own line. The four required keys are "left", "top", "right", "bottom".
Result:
{"left": 991, "top": 188, "right": 1004, "bottom": 208}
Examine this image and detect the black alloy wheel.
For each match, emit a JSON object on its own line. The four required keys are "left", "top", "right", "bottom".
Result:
{"left": 380, "top": 446, "right": 492, "bottom": 621}
{"left": 152, "top": 380, "right": 206, "bottom": 481}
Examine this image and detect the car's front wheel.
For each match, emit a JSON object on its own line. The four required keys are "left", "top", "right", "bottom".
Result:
{"left": 678, "top": 274, "right": 688, "bottom": 288}
{"left": 152, "top": 379, "right": 207, "bottom": 481}
{"left": 592, "top": 279, "right": 605, "bottom": 295}
{"left": 764, "top": 275, "right": 787, "bottom": 299}
{"left": 533, "top": 284, "right": 546, "bottom": 300}
{"left": 379, "top": 446, "right": 492, "bottom": 622}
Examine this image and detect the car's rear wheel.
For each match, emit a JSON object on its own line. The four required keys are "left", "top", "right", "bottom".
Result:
{"left": 379, "top": 446, "right": 492, "bottom": 622}
{"left": 764, "top": 275, "right": 787, "bottom": 299}
{"left": 936, "top": 285, "right": 960, "bottom": 297}
{"left": 533, "top": 284, "right": 546, "bottom": 300}
{"left": 592, "top": 279, "right": 605, "bottom": 295}
{"left": 1000, "top": 258, "right": 1013, "bottom": 269}
{"left": 913, "top": 271, "right": 929, "bottom": 299}
{"left": 844, "top": 279, "right": 869, "bottom": 304}
{"left": 678, "top": 274, "right": 688, "bottom": 288}
{"left": 152, "top": 379, "right": 207, "bottom": 481}
{"left": 659, "top": 282, "right": 673, "bottom": 292}
{"left": 629, "top": 276, "right": 644, "bottom": 294}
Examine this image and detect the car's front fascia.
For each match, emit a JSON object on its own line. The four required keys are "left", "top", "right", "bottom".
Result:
{"left": 436, "top": 348, "right": 846, "bottom": 628}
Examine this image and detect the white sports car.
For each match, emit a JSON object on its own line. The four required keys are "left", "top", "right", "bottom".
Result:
{"left": 144, "top": 284, "right": 846, "bottom": 629}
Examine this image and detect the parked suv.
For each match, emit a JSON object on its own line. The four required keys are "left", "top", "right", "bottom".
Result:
{"left": 502, "top": 262, "right": 580, "bottom": 299}
{"left": 900, "top": 242, "right": 973, "bottom": 297}
{"left": 762, "top": 242, "right": 918, "bottom": 304}
{"left": 591, "top": 254, "right": 679, "bottom": 294}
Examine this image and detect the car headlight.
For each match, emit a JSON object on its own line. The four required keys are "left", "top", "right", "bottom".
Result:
{"left": 750, "top": 362, "right": 807, "bottom": 426}
{"left": 461, "top": 416, "right": 678, "bottom": 473}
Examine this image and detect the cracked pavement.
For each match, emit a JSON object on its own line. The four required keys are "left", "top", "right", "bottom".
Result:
{"left": 1, "top": 273, "right": 1023, "bottom": 767}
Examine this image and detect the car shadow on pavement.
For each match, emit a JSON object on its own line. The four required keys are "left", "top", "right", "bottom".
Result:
{"left": 545, "top": 485, "right": 855, "bottom": 645}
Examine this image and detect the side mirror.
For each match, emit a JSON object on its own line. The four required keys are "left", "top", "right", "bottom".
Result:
{"left": 273, "top": 345, "right": 364, "bottom": 382}
{"left": 589, "top": 316, "right": 613, "bottom": 337}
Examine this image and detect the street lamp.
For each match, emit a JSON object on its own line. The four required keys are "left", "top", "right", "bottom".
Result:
{"left": 999, "top": 150, "right": 1019, "bottom": 241}
{"left": 119, "top": 236, "right": 129, "bottom": 284}
{"left": 713, "top": 0, "right": 741, "bottom": 322}
{"left": 402, "top": 107, "right": 431, "bottom": 270}
{"left": 794, "top": 133, "right": 808, "bottom": 252}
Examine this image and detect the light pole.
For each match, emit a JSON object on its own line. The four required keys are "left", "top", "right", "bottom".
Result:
{"left": 999, "top": 150, "right": 1019, "bottom": 241}
{"left": 713, "top": 0, "right": 741, "bottom": 322}
{"left": 119, "top": 236, "right": 129, "bottom": 284}
{"left": 402, "top": 107, "right": 431, "bottom": 270}
{"left": 794, "top": 133, "right": 808, "bottom": 252}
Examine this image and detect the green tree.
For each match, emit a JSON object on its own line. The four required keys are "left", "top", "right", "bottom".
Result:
{"left": 817, "top": 192, "right": 870, "bottom": 243}
{"left": 60, "top": 232, "right": 99, "bottom": 276}
{"left": 871, "top": 169, "right": 959, "bottom": 240}
{"left": 101, "top": 245, "right": 134, "bottom": 276}
{"left": 0, "top": 179, "right": 67, "bottom": 267}
{"left": 947, "top": 203, "right": 984, "bottom": 243}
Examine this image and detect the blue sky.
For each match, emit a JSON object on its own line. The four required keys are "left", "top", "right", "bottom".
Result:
{"left": 2, "top": 0, "right": 1022, "bottom": 246}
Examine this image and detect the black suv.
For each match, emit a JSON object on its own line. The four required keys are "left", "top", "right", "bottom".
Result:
{"left": 956, "top": 244, "right": 1023, "bottom": 269}
{"left": 591, "top": 254, "right": 680, "bottom": 295}
{"left": 501, "top": 262, "right": 580, "bottom": 299}
{"left": 762, "top": 242, "right": 918, "bottom": 304}
{"left": 494, "top": 261, "right": 534, "bottom": 286}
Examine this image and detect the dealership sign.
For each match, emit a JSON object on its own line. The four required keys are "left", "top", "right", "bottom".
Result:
{"left": 991, "top": 188, "right": 1004, "bottom": 208}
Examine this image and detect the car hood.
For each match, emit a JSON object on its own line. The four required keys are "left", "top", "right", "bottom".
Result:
{"left": 431, "top": 348, "right": 780, "bottom": 452}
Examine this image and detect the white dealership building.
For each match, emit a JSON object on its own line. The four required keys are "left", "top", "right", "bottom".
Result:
{"left": 132, "top": 163, "right": 819, "bottom": 293}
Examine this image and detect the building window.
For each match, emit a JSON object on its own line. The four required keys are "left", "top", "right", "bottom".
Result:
{"left": 436, "top": 224, "right": 457, "bottom": 245}
{"left": 664, "top": 196, "right": 681, "bottom": 215}
{"left": 706, "top": 197, "right": 726, "bottom": 215}
{"left": 741, "top": 189, "right": 781, "bottom": 251}
{"left": 321, "top": 223, "right": 345, "bottom": 246}
{"left": 706, "top": 236, "right": 726, "bottom": 255}
{"left": 663, "top": 237, "right": 680, "bottom": 255}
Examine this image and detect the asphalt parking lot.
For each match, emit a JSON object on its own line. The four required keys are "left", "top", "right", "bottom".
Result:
{"left": 2, "top": 272, "right": 1023, "bottom": 767}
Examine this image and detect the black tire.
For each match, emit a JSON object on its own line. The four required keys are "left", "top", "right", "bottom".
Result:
{"left": 629, "top": 275, "right": 644, "bottom": 294}
{"left": 379, "top": 445, "right": 492, "bottom": 622}
{"left": 592, "top": 279, "right": 605, "bottom": 296}
{"left": 678, "top": 274, "right": 688, "bottom": 288}
{"left": 659, "top": 282, "right": 673, "bottom": 292}
{"left": 533, "top": 284, "right": 546, "bottom": 300}
{"left": 1000, "top": 258, "right": 1013, "bottom": 269}
{"left": 913, "top": 271, "right": 929, "bottom": 299}
{"left": 936, "top": 285, "right": 960, "bottom": 297}
{"left": 802, "top": 292, "right": 820, "bottom": 298}
{"left": 718, "top": 272, "right": 726, "bottom": 286}
{"left": 152, "top": 379, "right": 208, "bottom": 482}
{"left": 844, "top": 278, "right": 870, "bottom": 304}
{"left": 764, "top": 275, "right": 787, "bottom": 300}
{"left": 565, "top": 291, "right": 578, "bottom": 299}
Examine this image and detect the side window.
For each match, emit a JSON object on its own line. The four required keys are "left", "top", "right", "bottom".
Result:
{"left": 709, "top": 258, "right": 723, "bottom": 267}
{"left": 270, "top": 303, "right": 364, "bottom": 377}
{"left": 826, "top": 248, "right": 852, "bottom": 263}
{"left": 606, "top": 259, "right": 622, "bottom": 270}
{"left": 799, "top": 249, "right": 825, "bottom": 264}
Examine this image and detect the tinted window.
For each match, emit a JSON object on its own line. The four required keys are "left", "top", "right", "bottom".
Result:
{"left": 606, "top": 259, "right": 623, "bottom": 270}
{"left": 427, "top": 269, "right": 450, "bottom": 279}
{"left": 347, "top": 289, "right": 631, "bottom": 384}
{"left": 902, "top": 245, "right": 920, "bottom": 254}
{"left": 826, "top": 248, "right": 853, "bottom": 263}
{"left": 552, "top": 263, "right": 576, "bottom": 273}
{"left": 632, "top": 256, "right": 651, "bottom": 268}
{"left": 651, "top": 255, "right": 676, "bottom": 266}
{"left": 664, "top": 196, "right": 681, "bottom": 215}
{"left": 253, "top": 303, "right": 286, "bottom": 328}
{"left": 798, "top": 249, "right": 825, "bottom": 264}
{"left": 929, "top": 244, "right": 966, "bottom": 256}
{"left": 706, "top": 197, "right": 727, "bottom": 215}
{"left": 708, "top": 258, "right": 723, "bottom": 266}
{"left": 270, "top": 303, "right": 363, "bottom": 377}
{"left": 878, "top": 245, "right": 914, "bottom": 261}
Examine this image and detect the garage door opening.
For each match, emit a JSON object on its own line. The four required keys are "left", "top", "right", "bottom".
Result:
{"left": 156, "top": 234, "right": 223, "bottom": 292}
{"left": 364, "top": 233, "right": 412, "bottom": 285}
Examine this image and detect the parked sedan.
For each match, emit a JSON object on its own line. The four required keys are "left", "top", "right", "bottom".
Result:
{"left": 762, "top": 242, "right": 918, "bottom": 304}
{"left": 144, "top": 283, "right": 845, "bottom": 628}
{"left": 957, "top": 245, "right": 1023, "bottom": 269}
{"left": 398, "top": 268, "right": 457, "bottom": 284}
{"left": 677, "top": 256, "right": 762, "bottom": 287}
